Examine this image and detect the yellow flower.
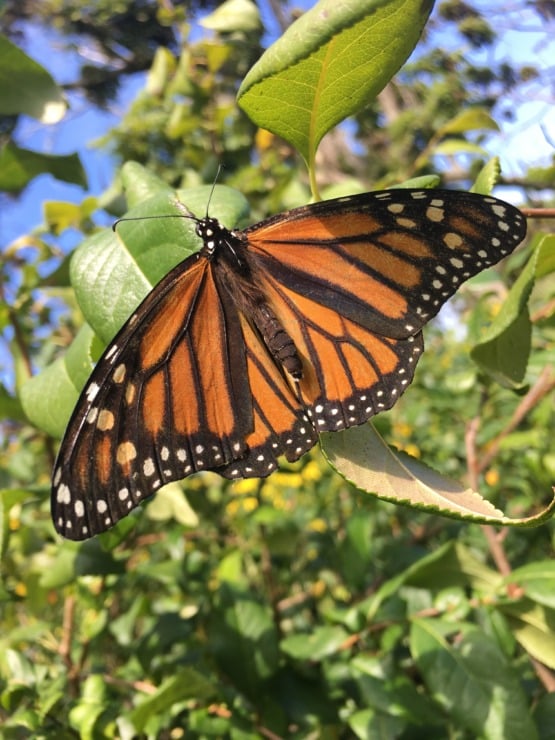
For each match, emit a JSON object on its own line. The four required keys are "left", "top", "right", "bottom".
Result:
{"left": 255, "top": 128, "right": 275, "bottom": 151}
{"left": 302, "top": 460, "right": 324, "bottom": 482}
{"left": 261, "top": 484, "right": 286, "bottom": 509}
{"left": 15, "top": 582, "right": 27, "bottom": 597}
{"left": 226, "top": 496, "right": 259, "bottom": 516}
{"left": 226, "top": 499, "right": 240, "bottom": 516}
{"left": 241, "top": 496, "right": 259, "bottom": 513}
{"left": 271, "top": 472, "right": 303, "bottom": 488}
{"left": 403, "top": 443, "right": 421, "bottom": 459}
{"left": 307, "top": 518, "right": 327, "bottom": 533}
{"left": 392, "top": 422, "right": 412, "bottom": 438}
{"left": 311, "top": 580, "right": 326, "bottom": 598}
{"left": 485, "top": 469, "right": 499, "bottom": 486}
{"left": 230, "top": 478, "right": 260, "bottom": 496}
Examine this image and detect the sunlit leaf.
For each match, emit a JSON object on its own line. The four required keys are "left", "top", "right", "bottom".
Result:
{"left": 321, "top": 423, "right": 555, "bottom": 526}
{"left": 238, "top": 0, "right": 433, "bottom": 171}
{"left": 0, "top": 34, "right": 66, "bottom": 121}
{"left": 0, "top": 143, "right": 86, "bottom": 192}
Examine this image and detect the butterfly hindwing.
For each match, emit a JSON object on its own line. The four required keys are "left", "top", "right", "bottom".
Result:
{"left": 249, "top": 265, "right": 425, "bottom": 430}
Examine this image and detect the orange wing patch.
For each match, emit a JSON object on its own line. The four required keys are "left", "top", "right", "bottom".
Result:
{"left": 256, "top": 271, "right": 423, "bottom": 431}
{"left": 218, "top": 313, "right": 317, "bottom": 478}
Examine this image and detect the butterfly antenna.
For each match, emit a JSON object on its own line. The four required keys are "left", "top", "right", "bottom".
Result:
{"left": 206, "top": 164, "right": 225, "bottom": 217}
{"left": 112, "top": 165, "right": 225, "bottom": 231}
{"left": 112, "top": 202, "right": 198, "bottom": 231}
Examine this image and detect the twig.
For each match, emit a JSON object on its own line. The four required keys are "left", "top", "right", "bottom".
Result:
{"left": 530, "top": 659, "right": 555, "bottom": 693}
{"left": 480, "top": 525, "right": 512, "bottom": 577}
{"left": 58, "top": 594, "right": 75, "bottom": 669}
{"left": 479, "top": 366, "right": 555, "bottom": 474}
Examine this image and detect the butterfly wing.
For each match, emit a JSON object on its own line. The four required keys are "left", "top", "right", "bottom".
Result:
{"left": 52, "top": 188, "right": 526, "bottom": 538}
{"left": 214, "top": 304, "right": 318, "bottom": 480}
{"left": 244, "top": 189, "right": 526, "bottom": 428}
{"left": 52, "top": 253, "right": 248, "bottom": 539}
{"left": 52, "top": 250, "right": 319, "bottom": 539}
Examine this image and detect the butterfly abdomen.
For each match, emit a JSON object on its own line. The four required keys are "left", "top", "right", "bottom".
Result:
{"left": 253, "top": 303, "right": 303, "bottom": 379}
{"left": 213, "top": 233, "right": 304, "bottom": 380}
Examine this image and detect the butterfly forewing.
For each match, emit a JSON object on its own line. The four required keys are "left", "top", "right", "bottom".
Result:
{"left": 247, "top": 190, "right": 526, "bottom": 337}
{"left": 53, "top": 255, "right": 254, "bottom": 538}
{"left": 52, "top": 188, "right": 526, "bottom": 539}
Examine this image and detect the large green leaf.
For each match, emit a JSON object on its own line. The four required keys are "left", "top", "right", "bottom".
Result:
{"left": 0, "top": 34, "right": 66, "bottom": 121}
{"left": 238, "top": 0, "right": 434, "bottom": 173}
{"left": 321, "top": 423, "right": 555, "bottom": 526}
{"left": 411, "top": 622, "right": 538, "bottom": 740}
{"left": 470, "top": 246, "right": 538, "bottom": 387}
{"left": 0, "top": 143, "right": 86, "bottom": 192}
{"left": 20, "top": 324, "right": 100, "bottom": 438}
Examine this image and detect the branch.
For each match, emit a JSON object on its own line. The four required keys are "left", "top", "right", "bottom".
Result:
{"left": 479, "top": 366, "right": 555, "bottom": 474}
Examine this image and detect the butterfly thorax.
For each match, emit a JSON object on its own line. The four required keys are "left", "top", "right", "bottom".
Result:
{"left": 196, "top": 216, "right": 303, "bottom": 381}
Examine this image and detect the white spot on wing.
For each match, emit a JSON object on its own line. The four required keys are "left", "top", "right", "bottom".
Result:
{"left": 86, "top": 383, "right": 100, "bottom": 403}
{"left": 57, "top": 484, "right": 71, "bottom": 504}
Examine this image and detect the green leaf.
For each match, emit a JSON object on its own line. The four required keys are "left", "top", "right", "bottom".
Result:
{"left": 439, "top": 108, "right": 499, "bottom": 135}
{"left": 145, "top": 47, "right": 177, "bottom": 95}
{"left": 121, "top": 161, "right": 174, "bottom": 207}
{"left": 391, "top": 174, "right": 441, "bottom": 189}
{"left": 321, "top": 423, "right": 555, "bottom": 525}
{"left": 43, "top": 197, "right": 99, "bottom": 235}
{"left": 68, "top": 674, "right": 108, "bottom": 740}
{"left": 348, "top": 708, "right": 407, "bottom": 739}
{"left": 238, "top": 0, "right": 433, "bottom": 174}
{"left": 471, "top": 156, "right": 501, "bottom": 195}
{"left": 472, "top": 309, "right": 531, "bottom": 388}
{"left": 0, "top": 382, "right": 26, "bottom": 423}
{"left": 471, "top": 247, "right": 537, "bottom": 387}
{"left": 0, "top": 488, "right": 34, "bottom": 558}
{"left": 4, "top": 648, "right": 36, "bottom": 686}
{"left": 349, "top": 656, "right": 440, "bottom": 725}
{"left": 200, "top": 0, "right": 262, "bottom": 33}
{"left": 509, "top": 562, "right": 555, "bottom": 609}
{"left": 145, "top": 482, "right": 199, "bottom": 527}
{"left": 37, "top": 546, "right": 79, "bottom": 588}
{"left": 410, "top": 621, "right": 538, "bottom": 740}
{"left": 338, "top": 511, "right": 375, "bottom": 589}
{"left": 0, "top": 34, "right": 66, "bottom": 121}
{"left": 280, "top": 625, "right": 349, "bottom": 661}
{"left": 20, "top": 324, "right": 100, "bottom": 437}
{"left": 501, "top": 600, "right": 555, "bottom": 669}
{"left": 530, "top": 231, "right": 555, "bottom": 278}
{"left": 216, "top": 549, "right": 245, "bottom": 586}
{"left": 402, "top": 542, "right": 501, "bottom": 593}
{"left": 209, "top": 587, "right": 280, "bottom": 697}
{"left": 432, "top": 139, "right": 487, "bottom": 157}
{"left": 0, "top": 143, "right": 86, "bottom": 192}
{"left": 533, "top": 694, "right": 555, "bottom": 740}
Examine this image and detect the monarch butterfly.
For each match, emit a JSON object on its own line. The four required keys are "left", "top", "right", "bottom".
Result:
{"left": 51, "top": 189, "right": 526, "bottom": 539}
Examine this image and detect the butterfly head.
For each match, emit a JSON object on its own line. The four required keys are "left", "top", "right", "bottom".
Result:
{"left": 195, "top": 216, "right": 225, "bottom": 257}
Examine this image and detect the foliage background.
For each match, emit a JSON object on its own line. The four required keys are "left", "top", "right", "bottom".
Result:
{"left": 1, "top": 0, "right": 555, "bottom": 737}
